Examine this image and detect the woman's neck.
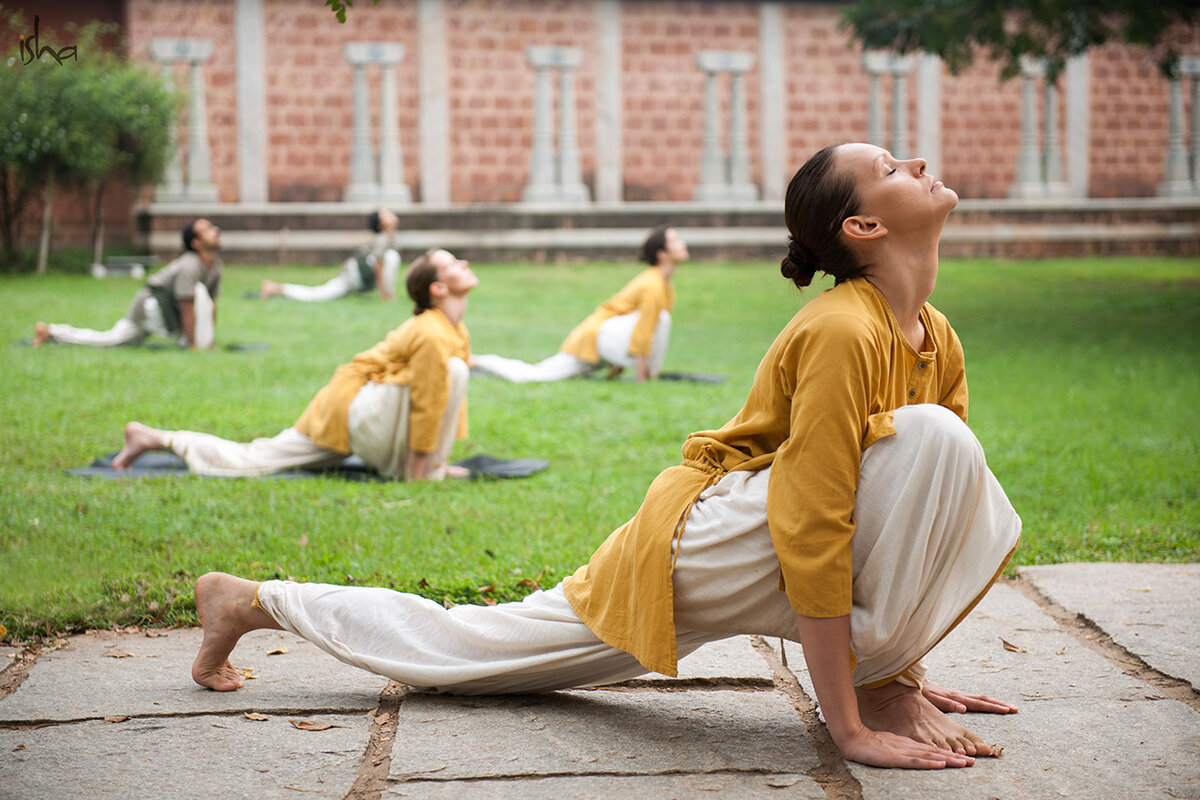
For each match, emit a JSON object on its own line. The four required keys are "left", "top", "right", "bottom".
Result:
{"left": 433, "top": 294, "right": 468, "bottom": 326}
{"left": 862, "top": 243, "right": 939, "bottom": 351}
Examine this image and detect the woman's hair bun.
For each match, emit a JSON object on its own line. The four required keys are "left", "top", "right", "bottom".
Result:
{"left": 780, "top": 238, "right": 819, "bottom": 287}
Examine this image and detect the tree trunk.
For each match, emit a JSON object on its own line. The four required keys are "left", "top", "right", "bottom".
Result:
{"left": 91, "top": 182, "right": 105, "bottom": 267}
{"left": 36, "top": 179, "right": 54, "bottom": 275}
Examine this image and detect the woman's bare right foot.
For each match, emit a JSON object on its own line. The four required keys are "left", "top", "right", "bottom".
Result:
{"left": 112, "top": 422, "right": 167, "bottom": 469}
{"left": 33, "top": 322, "right": 52, "bottom": 347}
{"left": 191, "top": 572, "right": 281, "bottom": 691}
{"left": 259, "top": 280, "right": 282, "bottom": 299}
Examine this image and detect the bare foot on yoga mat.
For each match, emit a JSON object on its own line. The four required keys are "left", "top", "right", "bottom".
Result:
{"left": 259, "top": 279, "right": 283, "bottom": 299}
{"left": 113, "top": 422, "right": 167, "bottom": 469}
{"left": 446, "top": 464, "right": 470, "bottom": 479}
{"left": 192, "top": 572, "right": 281, "bottom": 691}
{"left": 32, "top": 322, "right": 51, "bottom": 347}
{"left": 856, "top": 681, "right": 997, "bottom": 757}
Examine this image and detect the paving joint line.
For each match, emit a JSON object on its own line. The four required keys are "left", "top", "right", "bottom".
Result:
{"left": 749, "top": 634, "right": 863, "bottom": 800}
{"left": 344, "top": 680, "right": 407, "bottom": 800}
{"left": 1008, "top": 575, "right": 1200, "bottom": 711}
{"left": 387, "top": 766, "right": 813, "bottom": 784}
{"left": 0, "top": 707, "right": 373, "bottom": 731}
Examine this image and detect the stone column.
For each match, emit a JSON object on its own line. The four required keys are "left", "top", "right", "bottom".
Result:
{"left": 1187, "top": 58, "right": 1200, "bottom": 188}
{"left": 1157, "top": 74, "right": 1193, "bottom": 197}
{"left": 693, "top": 50, "right": 758, "bottom": 202}
{"left": 916, "top": 54, "right": 942, "bottom": 179}
{"left": 234, "top": 0, "right": 267, "bottom": 203}
{"left": 758, "top": 2, "right": 785, "bottom": 202}
{"left": 1065, "top": 53, "right": 1090, "bottom": 198}
{"left": 1042, "top": 77, "right": 1070, "bottom": 197}
{"left": 861, "top": 51, "right": 914, "bottom": 157}
{"left": 150, "top": 38, "right": 218, "bottom": 202}
{"left": 418, "top": 0, "right": 450, "bottom": 205}
{"left": 155, "top": 60, "right": 185, "bottom": 201}
{"left": 522, "top": 46, "right": 590, "bottom": 204}
{"left": 1010, "top": 57, "right": 1046, "bottom": 199}
{"left": 594, "top": 0, "right": 623, "bottom": 204}
{"left": 344, "top": 42, "right": 411, "bottom": 204}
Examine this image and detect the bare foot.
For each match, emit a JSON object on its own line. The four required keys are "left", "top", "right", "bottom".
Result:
{"left": 857, "top": 681, "right": 995, "bottom": 757}
{"left": 259, "top": 280, "right": 282, "bottom": 299}
{"left": 606, "top": 365, "right": 624, "bottom": 380}
{"left": 445, "top": 464, "right": 470, "bottom": 479}
{"left": 112, "top": 422, "right": 167, "bottom": 469}
{"left": 923, "top": 682, "right": 1018, "bottom": 715}
{"left": 33, "top": 322, "right": 52, "bottom": 347}
{"left": 191, "top": 572, "right": 281, "bottom": 691}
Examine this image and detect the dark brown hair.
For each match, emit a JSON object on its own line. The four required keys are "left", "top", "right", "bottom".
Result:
{"left": 405, "top": 249, "right": 440, "bottom": 315}
{"left": 181, "top": 219, "right": 201, "bottom": 253}
{"left": 640, "top": 225, "right": 671, "bottom": 265}
{"left": 781, "top": 144, "right": 865, "bottom": 288}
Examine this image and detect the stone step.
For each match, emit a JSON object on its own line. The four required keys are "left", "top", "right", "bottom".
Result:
{"left": 138, "top": 198, "right": 1200, "bottom": 263}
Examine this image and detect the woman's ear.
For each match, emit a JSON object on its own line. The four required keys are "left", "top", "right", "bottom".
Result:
{"left": 842, "top": 215, "right": 888, "bottom": 241}
{"left": 428, "top": 280, "right": 448, "bottom": 300}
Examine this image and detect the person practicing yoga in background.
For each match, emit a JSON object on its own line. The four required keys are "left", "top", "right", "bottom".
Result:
{"left": 34, "top": 219, "right": 222, "bottom": 350}
{"left": 188, "top": 144, "right": 1021, "bottom": 770}
{"left": 472, "top": 226, "right": 687, "bottom": 383}
{"left": 114, "top": 248, "right": 478, "bottom": 481}
{"left": 259, "top": 209, "right": 402, "bottom": 302}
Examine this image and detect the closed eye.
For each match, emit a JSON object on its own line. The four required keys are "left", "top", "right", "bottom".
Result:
{"left": 887, "top": 167, "right": 897, "bottom": 176}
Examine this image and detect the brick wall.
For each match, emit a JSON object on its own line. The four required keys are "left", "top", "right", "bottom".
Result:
{"left": 14, "top": 0, "right": 1200, "bottom": 250}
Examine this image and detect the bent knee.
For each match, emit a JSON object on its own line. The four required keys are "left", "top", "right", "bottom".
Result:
{"left": 891, "top": 404, "right": 982, "bottom": 460}
{"left": 447, "top": 356, "right": 469, "bottom": 386}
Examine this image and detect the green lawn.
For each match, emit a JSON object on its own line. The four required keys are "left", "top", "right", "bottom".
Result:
{"left": 1, "top": 257, "right": 1197, "bottom": 640}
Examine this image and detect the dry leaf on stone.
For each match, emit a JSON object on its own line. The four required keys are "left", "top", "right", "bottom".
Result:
{"left": 103, "top": 715, "right": 130, "bottom": 723}
{"left": 105, "top": 651, "right": 137, "bottom": 659}
{"left": 244, "top": 712, "right": 269, "bottom": 721}
{"left": 13, "top": 743, "right": 25, "bottom": 751}
{"left": 241, "top": 668, "right": 258, "bottom": 680}
{"left": 999, "top": 637, "right": 1026, "bottom": 653}
{"left": 374, "top": 712, "right": 392, "bottom": 725}
{"left": 289, "top": 719, "right": 347, "bottom": 731}
{"left": 267, "top": 646, "right": 289, "bottom": 656}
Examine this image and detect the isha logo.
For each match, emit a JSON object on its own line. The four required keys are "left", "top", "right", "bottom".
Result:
{"left": 19, "top": 16, "right": 78, "bottom": 65}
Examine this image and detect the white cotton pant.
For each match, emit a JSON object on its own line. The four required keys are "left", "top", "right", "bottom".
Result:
{"left": 279, "top": 250, "right": 400, "bottom": 302}
{"left": 167, "top": 357, "right": 468, "bottom": 479}
{"left": 47, "top": 284, "right": 213, "bottom": 348}
{"left": 255, "top": 404, "right": 1021, "bottom": 694}
{"left": 471, "top": 310, "right": 672, "bottom": 383}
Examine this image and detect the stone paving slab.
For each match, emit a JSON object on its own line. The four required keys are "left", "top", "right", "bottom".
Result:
{"left": 381, "top": 771, "right": 829, "bottom": 800}
{"left": 0, "top": 712, "right": 369, "bottom": 800}
{"left": 387, "top": 689, "right": 818, "bottom": 782}
{"left": 785, "top": 582, "right": 1200, "bottom": 799}
{"left": 1021, "top": 562, "right": 1200, "bottom": 690}
{"left": 0, "top": 628, "right": 386, "bottom": 722}
{"left": 659, "top": 634, "right": 775, "bottom": 682}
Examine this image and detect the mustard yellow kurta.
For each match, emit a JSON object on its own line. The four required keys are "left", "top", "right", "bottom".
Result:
{"left": 559, "top": 267, "right": 675, "bottom": 364}
{"left": 295, "top": 308, "right": 470, "bottom": 454}
{"left": 563, "top": 277, "right": 968, "bottom": 676}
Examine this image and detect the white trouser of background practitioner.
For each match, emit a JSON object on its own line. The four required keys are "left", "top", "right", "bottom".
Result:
{"left": 472, "top": 310, "right": 672, "bottom": 383}
{"left": 164, "top": 357, "right": 468, "bottom": 479}
{"left": 47, "top": 284, "right": 214, "bottom": 348}
{"left": 279, "top": 250, "right": 402, "bottom": 302}
{"left": 255, "top": 404, "right": 1021, "bottom": 694}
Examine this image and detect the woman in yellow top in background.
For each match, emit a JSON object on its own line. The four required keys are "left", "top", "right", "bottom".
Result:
{"left": 187, "top": 144, "right": 1021, "bottom": 771}
{"left": 113, "top": 249, "right": 478, "bottom": 481}
{"left": 472, "top": 226, "right": 687, "bottom": 383}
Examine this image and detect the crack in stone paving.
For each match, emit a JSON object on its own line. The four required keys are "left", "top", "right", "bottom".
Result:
{"left": 1009, "top": 576, "right": 1200, "bottom": 712}
{"left": 0, "top": 708, "right": 373, "bottom": 730}
{"left": 577, "top": 676, "right": 776, "bottom": 691}
{"left": 344, "top": 680, "right": 406, "bottom": 800}
{"left": 0, "top": 644, "right": 44, "bottom": 701}
{"left": 749, "top": 635, "right": 863, "bottom": 800}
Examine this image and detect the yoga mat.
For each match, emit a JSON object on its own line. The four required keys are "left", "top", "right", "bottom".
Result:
{"left": 68, "top": 451, "right": 547, "bottom": 481}
{"left": 18, "top": 339, "right": 270, "bottom": 352}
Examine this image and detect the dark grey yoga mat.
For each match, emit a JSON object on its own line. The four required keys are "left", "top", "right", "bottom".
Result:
{"left": 67, "top": 451, "right": 548, "bottom": 481}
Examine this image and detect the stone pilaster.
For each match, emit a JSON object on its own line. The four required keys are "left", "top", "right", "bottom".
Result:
{"left": 693, "top": 50, "right": 758, "bottom": 202}
{"left": 150, "top": 38, "right": 218, "bottom": 202}
{"left": 343, "top": 42, "right": 411, "bottom": 204}
{"left": 522, "top": 46, "right": 590, "bottom": 204}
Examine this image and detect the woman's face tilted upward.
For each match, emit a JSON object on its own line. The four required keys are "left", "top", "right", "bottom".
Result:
{"left": 835, "top": 143, "right": 958, "bottom": 238}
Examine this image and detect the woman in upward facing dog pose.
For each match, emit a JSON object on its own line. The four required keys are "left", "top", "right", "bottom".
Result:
{"left": 190, "top": 144, "right": 1021, "bottom": 769}
{"left": 471, "top": 225, "right": 687, "bottom": 383}
{"left": 115, "top": 249, "right": 478, "bottom": 481}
